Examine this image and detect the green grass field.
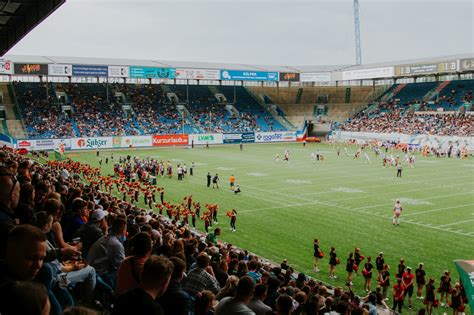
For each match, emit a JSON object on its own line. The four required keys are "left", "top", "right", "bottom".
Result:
{"left": 68, "top": 142, "right": 473, "bottom": 309}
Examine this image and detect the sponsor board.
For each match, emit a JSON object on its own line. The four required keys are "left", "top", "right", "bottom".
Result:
{"left": 71, "top": 137, "right": 113, "bottom": 150}
{"left": 16, "top": 139, "right": 71, "bottom": 151}
{"left": 48, "top": 64, "right": 72, "bottom": 76}
{"left": 342, "top": 66, "right": 394, "bottom": 80}
{"left": 220, "top": 70, "right": 278, "bottom": 81}
{"left": 0, "top": 61, "right": 13, "bottom": 74}
{"left": 14, "top": 63, "right": 48, "bottom": 75}
{"left": 108, "top": 65, "right": 130, "bottom": 78}
{"left": 459, "top": 58, "right": 474, "bottom": 71}
{"left": 300, "top": 72, "right": 331, "bottom": 82}
{"left": 130, "top": 66, "right": 176, "bottom": 79}
{"left": 188, "top": 133, "right": 223, "bottom": 145}
{"left": 394, "top": 62, "right": 456, "bottom": 76}
{"left": 120, "top": 135, "right": 152, "bottom": 147}
{"left": 279, "top": 72, "right": 300, "bottom": 82}
{"left": 223, "top": 133, "right": 255, "bottom": 144}
{"left": 175, "top": 68, "right": 220, "bottom": 80}
{"left": 72, "top": 65, "right": 108, "bottom": 77}
{"left": 152, "top": 134, "right": 188, "bottom": 146}
{"left": 255, "top": 132, "right": 297, "bottom": 143}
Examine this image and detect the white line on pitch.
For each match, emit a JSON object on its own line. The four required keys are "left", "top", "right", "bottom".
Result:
{"left": 436, "top": 219, "right": 474, "bottom": 228}
{"left": 403, "top": 204, "right": 474, "bottom": 217}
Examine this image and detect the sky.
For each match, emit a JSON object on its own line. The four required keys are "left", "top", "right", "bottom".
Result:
{"left": 6, "top": 0, "right": 474, "bottom": 66}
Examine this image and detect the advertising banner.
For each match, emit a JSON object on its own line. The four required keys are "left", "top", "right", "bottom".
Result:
{"left": 16, "top": 139, "right": 71, "bottom": 151}
{"left": 72, "top": 65, "right": 108, "bottom": 77}
{"left": 119, "top": 135, "right": 152, "bottom": 147}
{"left": 395, "top": 63, "right": 438, "bottom": 76}
{"left": 220, "top": 70, "right": 278, "bottom": 81}
{"left": 71, "top": 137, "right": 113, "bottom": 150}
{"left": 223, "top": 133, "right": 255, "bottom": 144}
{"left": 14, "top": 63, "right": 48, "bottom": 75}
{"left": 459, "top": 58, "right": 474, "bottom": 71}
{"left": 175, "top": 68, "right": 220, "bottom": 80}
{"left": 300, "top": 72, "right": 331, "bottom": 82}
{"left": 130, "top": 66, "right": 176, "bottom": 79}
{"left": 152, "top": 134, "right": 188, "bottom": 146}
{"left": 188, "top": 133, "right": 223, "bottom": 145}
{"left": 48, "top": 64, "right": 72, "bottom": 76}
{"left": 108, "top": 65, "right": 130, "bottom": 78}
{"left": 279, "top": 72, "right": 300, "bottom": 82}
{"left": 437, "top": 60, "right": 458, "bottom": 73}
{"left": 342, "top": 67, "right": 394, "bottom": 80}
{"left": 255, "top": 132, "right": 297, "bottom": 143}
{"left": 0, "top": 61, "right": 13, "bottom": 74}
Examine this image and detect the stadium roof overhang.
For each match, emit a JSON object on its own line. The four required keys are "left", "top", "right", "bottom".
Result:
{"left": 0, "top": 0, "right": 65, "bottom": 57}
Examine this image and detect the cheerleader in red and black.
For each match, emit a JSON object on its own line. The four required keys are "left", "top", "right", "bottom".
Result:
{"left": 187, "top": 195, "right": 193, "bottom": 210}
{"left": 415, "top": 263, "right": 426, "bottom": 300}
{"left": 392, "top": 278, "right": 405, "bottom": 313}
{"left": 450, "top": 283, "right": 464, "bottom": 315}
{"left": 313, "top": 239, "right": 323, "bottom": 273}
{"left": 212, "top": 204, "right": 218, "bottom": 223}
{"left": 194, "top": 202, "right": 201, "bottom": 217}
{"left": 362, "top": 256, "right": 373, "bottom": 292}
{"left": 424, "top": 278, "right": 437, "bottom": 315}
{"left": 228, "top": 209, "right": 237, "bottom": 232}
{"left": 190, "top": 211, "right": 196, "bottom": 228}
{"left": 378, "top": 264, "right": 390, "bottom": 299}
{"left": 329, "top": 247, "right": 338, "bottom": 279}
{"left": 353, "top": 247, "right": 364, "bottom": 276}
{"left": 204, "top": 214, "right": 211, "bottom": 233}
{"left": 439, "top": 270, "right": 452, "bottom": 307}
{"left": 345, "top": 252, "right": 355, "bottom": 285}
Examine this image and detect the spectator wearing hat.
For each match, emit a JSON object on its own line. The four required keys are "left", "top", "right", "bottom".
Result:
{"left": 75, "top": 208, "right": 108, "bottom": 256}
{"left": 215, "top": 276, "right": 256, "bottom": 315}
{"left": 183, "top": 252, "right": 220, "bottom": 297}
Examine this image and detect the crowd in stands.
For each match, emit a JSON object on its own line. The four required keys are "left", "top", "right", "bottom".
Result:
{"left": 341, "top": 100, "right": 473, "bottom": 136}
{"left": 0, "top": 148, "right": 468, "bottom": 315}
{"left": 11, "top": 82, "right": 284, "bottom": 139}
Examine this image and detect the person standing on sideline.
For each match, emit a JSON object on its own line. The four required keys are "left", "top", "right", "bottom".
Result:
{"left": 207, "top": 172, "right": 211, "bottom": 188}
{"left": 393, "top": 200, "right": 403, "bottom": 226}
{"left": 402, "top": 267, "right": 415, "bottom": 309}
{"left": 190, "top": 162, "right": 195, "bottom": 176}
{"left": 313, "top": 239, "right": 323, "bottom": 273}
{"left": 229, "top": 209, "right": 237, "bottom": 232}
{"left": 329, "top": 247, "right": 338, "bottom": 279}
{"left": 229, "top": 175, "right": 235, "bottom": 190}
{"left": 212, "top": 174, "right": 220, "bottom": 189}
{"left": 396, "top": 163, "right": 403, "bottom": 177}
{"left": 392, "top": 278, "right": 405, "bottom": 313}
{"left": 415, "top": 263, "right": 426, "bottom": 300}
{"left": 239, "top": 142, "right": 243, "bottom": 151}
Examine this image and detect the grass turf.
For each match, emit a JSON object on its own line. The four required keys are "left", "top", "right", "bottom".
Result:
{"left": 67, "top": 142, "right": 473, "bottom": 310}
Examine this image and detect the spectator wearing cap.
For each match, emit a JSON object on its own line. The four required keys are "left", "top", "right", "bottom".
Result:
{"left": 62, "top": 198, "right": 88, "bottom": 243}
{"left": 248, "top": 283, "right": 272, "bottom": 315}
{"left": 116, "top": 232, "right": 153, "bottom": 295}
{"left": 183, "top": 252, "right": 220, "bottom": 297}
{"left": 215, "top": 276, "right": 256, "bottom": 315}
{"left": 75, "top": 207, "right": 108, "bottom": 256}
{"left": 113, "top": 255, "right": 174, "bottom": 315}
{"left": 158, "top": 257, "right": 194, "bottom": 315}
{"left": 88, "top": 218, "right": 127, "bottom": 287}
{"left": 0, "top": 166, "right": 21, "bottom": 259}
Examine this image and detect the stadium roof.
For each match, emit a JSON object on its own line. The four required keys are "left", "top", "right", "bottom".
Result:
{"left": 5, "top": 53, "right": 472, "bottom": 74}
{"left": 0, "top": 0, "right": 65, "bottom": 57}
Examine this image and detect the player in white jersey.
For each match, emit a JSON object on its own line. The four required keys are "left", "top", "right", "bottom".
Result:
{"left": 344, "top": 147, "right": 349, "bottom": 156}
{"left": 311, "top": 152, "right": 317, "bottom": 163}
{"left": 392, "top": 200, "right": 403, "bottom": 225}
{"left": 284, "top": 150, "right": 290, "bottom": 162}
{"left": 409, "top": 155, "right": 415, "bottom": 167}
{"left": 364, "top": 152, "right": 372, "bottom": 164}
{"left": 275, "top": 153, "right": 280, "bottom": 162}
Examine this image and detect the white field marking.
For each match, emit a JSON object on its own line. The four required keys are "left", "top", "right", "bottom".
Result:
{"left": 331, "top": 187, "right": 365, "bottom": 193}
{"left": 436, "top": 219, "right": 474, "bottom": 228}
{"left": 398, "top": 198, "right": 433, "bottom": 205}
{"left": 194, "top": 162, "right": 208, "bottom": 166}
{"left": 403, "top": 203, "right": 474, "bottom": 217}
{"left": 217, "top": 167, "right": 235, "bottom": 171}
{"left": 417, "top": 160, "right": 438, "bottom": 163}
{"left": 349, "top": 191, "right": 474, "bottom": 211}
{"left": 286, "top": 179, "right": 312, "bottom": 184}
{"left": 294, "top": 174, "right": 474, "bottom": 197}
{"left": 246, "top": 172, "right": 268, "bottom": 177}
{"left": 237, "top": 194, "right": 473, "bottom": 237}
{"left": 269, "top": 182, "right": 470, "bottom": 207}
{"left": 462, "top": 164, "right": 474, "bottom": 167}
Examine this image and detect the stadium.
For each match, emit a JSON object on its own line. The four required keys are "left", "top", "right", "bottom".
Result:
{"left": 0, "top": 0, "right": 472, "bottom": 315}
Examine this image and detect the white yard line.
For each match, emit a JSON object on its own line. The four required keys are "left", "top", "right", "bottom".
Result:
{"left": 436, "top": 219, "right": 474, "bottom": 228}
{"left": 403, "top": 204, "right": 474, "bottom": 217}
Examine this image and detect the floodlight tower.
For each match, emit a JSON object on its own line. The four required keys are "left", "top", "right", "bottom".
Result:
{"left": 353, "top": 0, "right": 362, "bottom": 65}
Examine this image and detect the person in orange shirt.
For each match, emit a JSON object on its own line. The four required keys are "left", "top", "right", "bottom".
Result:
{"left": 229, "top": 175, "right": 235, "bottom": 190}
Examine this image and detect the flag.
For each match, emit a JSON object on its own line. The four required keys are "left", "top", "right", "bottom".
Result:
{"left": 54, "top": 143, "right": 66, "bottom": 161}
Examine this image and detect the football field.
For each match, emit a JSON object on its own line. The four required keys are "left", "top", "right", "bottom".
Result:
{"left": 68, "top": 142, "right": 474, "bottom": 302}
